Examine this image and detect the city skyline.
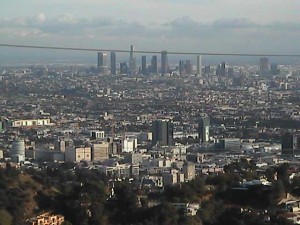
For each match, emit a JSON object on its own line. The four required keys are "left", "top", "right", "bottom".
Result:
{"left": 1, "top": 43, "right": 298, "bottom": 75}
{"left": 0, "top": 0, "right": 300, "bottom": 62}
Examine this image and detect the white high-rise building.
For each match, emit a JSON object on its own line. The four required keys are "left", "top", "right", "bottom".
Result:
{"left": 123, "top": 136, "right": 138, "bottom": 153}
{"left": 98, "top": 52, "right": 108, "bottom": 74}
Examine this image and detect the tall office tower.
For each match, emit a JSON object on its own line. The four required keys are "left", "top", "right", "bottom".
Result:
{"left": 179, "top": 60, "right": 185, "bottom": 77}
{"left": 110, "top": 52, "right": 117, "bottom": 75}
{"left": 216, "top": 62, "right": 226, "bottom": 76}
{"left": 198, "top": 116, "right": 210, "bottom": 143}
{"left": 197, "top": 55, "right": 202, "bottom": 75}
{"left": 130, "top": 45, "right": 134, "bottom": 59}
{"left": 185, "top": 60, "right": 193, "bottom": 74}
{"left": 271, "top": 63, "right": 279, "bottom": 75}
{"left": 97, "top": 52, "right": 108, "bottom": 74}
{"left": 152, "top": 119, "right": 173, "bottom": 146}
{"left": 141, "top": 55, "right": 147, "bottom": 75}
{"left": 120, "top": 62, "right": 128, "bottom": 74}
{"left": 151, "top": 55, "right": 158, "bottom": 73}
{"left": 282, "top": 133, "right": 299, "bottom": 155}
{"left": 204, "top": 65, "right": 211, "bottom": 75}
{"left": 129, "top": 45, "right": 137, "bottom": 75}
{"left": 161, "top": 51, "right": 168, "bottom": 75}
{"left": 221, "top": 62, "right": 226, "bottom": 76}
{"left": 216, "top": 65, "right": 221, "bottom": 76}
{"left": 260, "top": 57, "right": 269, "bottom": 76}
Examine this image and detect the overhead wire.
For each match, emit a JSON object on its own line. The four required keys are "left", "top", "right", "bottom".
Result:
{"left": 0, "top": 43, "right": 300, "bottom": 57}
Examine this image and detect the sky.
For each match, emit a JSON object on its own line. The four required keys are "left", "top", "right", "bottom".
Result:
{"left": 0, "top": 0, "right": 300, "bottom": 62}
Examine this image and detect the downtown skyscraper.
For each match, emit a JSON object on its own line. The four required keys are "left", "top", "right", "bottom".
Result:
{"left": 161, "top": 51, "right": 168, "bottom": 75}
{"left": 260, "top": 57, "right": 269, "bottom": 76}
{"left": 110, "top": 52, "right": 116, "bottom": 75}
{"left": 197, "top": 55, "right": 202, "bottom": 76}
{"left": 97, "top": 52, "right": 108, "bottom": 74}
{"left": 151, "top": 55, "right": 158, "bottom": 74}
{"left": 129, "top": 45, "right": 137, "bottom": 75}
{"left": 141, "top": 55, "right": 147, "bottom": 75}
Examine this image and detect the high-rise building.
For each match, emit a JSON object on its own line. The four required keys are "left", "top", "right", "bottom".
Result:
{"left": 129, "top": 45, "right": 137, "bottom": 75}
{"left": 260, "top": 57, "right": 269, "bottom": 76}
{"left": 204, "top": 65, "right": 211, "bottom": 75}
{"left": 198, "top": 116, "right": 210, "bottom": 143}
{"left": 67, "top": 147, "right": 92, "bottom": 162}
{"left": 216, "top": 62, "right": 226, "bottom": 76}
{"left": 161, "top": 51, "right": 168, "bottom": 75}
{"left": 152, "top": 119, "right": 173, "bottom": 146}
{"left": 197, "top": 55, "right": 202, "bottom": 75}
{"left": 271, "top": 63, "right": 279, "bottom": 75}
{"left": 179, "top": 60, "right": 185, "bottom": 77}
{"left": 282, "top": 133, "right": 300, "bottom": 155}
{"left": 220, "top": 62, "right": 226, "bottom": 76}
{"left": 97, "top": 52, "right": 108, "bottom": 74}
{"left": 151, "top": 55, "right": 158, "bottom": 74}
{"left": 130, "top": 45, "right": 134, "bottom": 59}
{"left": 141, "top": 55, "right": 147, "bottom": 75}
{"left": 110, "top": 52, "right": 116, "bottom": 75}
{"left": 92, "top": 143, "right": 110, "bottom": 161}
{"left": 185, "top": 60, "right": 193, "bottom": 74}
{"left": 120, "top": 62, "right": 128, "bottom": 74}
{"left": 123, "top": 136, "right": 138, "bottom": 153}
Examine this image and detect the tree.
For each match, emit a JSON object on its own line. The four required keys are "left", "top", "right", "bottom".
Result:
{"left": 276, "top": 163, "right": 290, "bottom": 190}
{"left": 62, "top": 221, "right": 72, "bottom": 225}
{"left": 291, "top": 176, "right": 300, "bottom": 197}
{"left": 0, "top": 210, "right": 12, "bottom": 225}
{"left": 107, "top": 181, "right": 138, "bottom": 225}
{"left": 271, "top": 180, "right": 285, "bottom": 205}
{"left": 150, "top": 202, "right": 179, "bottom": 225}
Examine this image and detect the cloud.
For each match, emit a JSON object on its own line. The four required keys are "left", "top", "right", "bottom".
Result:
{"left": 212, "top": 18, "right": 257, "bottom": 29}
{"left": 1, "top": 14, "right": 300, "bottom": 54}
{"left": 36, "top": 13, "right": 46, "bottom": 23}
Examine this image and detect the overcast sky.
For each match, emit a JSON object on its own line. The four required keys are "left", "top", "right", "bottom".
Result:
{"left": 0, "top": 0, "right": 300, "bottom": 61}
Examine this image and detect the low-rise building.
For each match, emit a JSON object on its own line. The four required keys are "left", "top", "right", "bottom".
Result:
{"left": 12, "top": 119, "right": 52, "bottom": 127}
{"left": 25, "top": 212, "right": 64, "bottom": 225}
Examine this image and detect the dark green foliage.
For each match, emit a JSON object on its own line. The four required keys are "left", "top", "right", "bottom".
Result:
{"left": 106, "top": 181, "right": 138, "bottom": 225}
{"left": 0, "top": 209, "right": 12, "bottom": 225}
{"left": 291, "top": 176, "right": 300, "bottom": 197}
{"left": 211, "top": 208, "right": 267, "bottom": 225}
{"left": 1, "top": 161, "right": 297, "bottom": 225}
{"left": 62, "top": 222, "right": 72, "bottom": 225}
{"left": 199, "top": 200, "right": 225, "bottom": 224}
{"left": 0, "top": 168, "right": 25, "bottom": 225}
{"left": 219, "top": 185, "right": 272, "bottom": 209}
{"left": 135, "top": 202, "right": 179, "bottom": 225}
{"left": 275, "top": 163, "right": 290, "bottom": 190}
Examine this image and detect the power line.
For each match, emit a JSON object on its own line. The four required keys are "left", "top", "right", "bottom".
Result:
{"left": 0, "top": 43, "right": 300, "bottom": 57}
